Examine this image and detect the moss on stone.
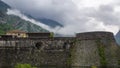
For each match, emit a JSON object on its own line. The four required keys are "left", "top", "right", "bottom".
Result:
{"left": 91, "top": 65, "right": 97, "bottom": 68}
{"left": 66, "top": 46, "right": 73, "bottom": 66}
{"left": 66, "top": 54, "right": 72, "bottom": 66}
{"left": 66, "top": 39, "right": 78, "bottom": 66}
{"left": 118, "top": 59, "right": 120, "bottom": 65}
{"left": 96, "top": 39, "right": 107, "bottom": 66}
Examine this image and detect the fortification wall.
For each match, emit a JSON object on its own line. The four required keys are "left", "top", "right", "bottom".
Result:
{"left": 0, "top": 31, "right": 119, "bottom": 67}
{"left": 0, "top": 37, "right": 75, "bottom": 67}
{"left": 0, "top": 47, "right": 68, "bottom": 67}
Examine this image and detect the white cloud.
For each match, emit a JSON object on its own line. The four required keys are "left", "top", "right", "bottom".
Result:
{"left": 72, "top": 0, "right": 115, "bottom": 8}
{"left": 7, "top": 9, "right": 54, "bottom": 31}
{"left": 2, "top": 0, "right": 120, "bottom": 35}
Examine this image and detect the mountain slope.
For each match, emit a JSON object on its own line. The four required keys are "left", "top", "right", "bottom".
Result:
{"left": 25, "top": 14, "right": 63, "bottom": 28}
{"left": 6, "top": 15, "right": 48, "bottom": 32}
{"left": 36, "top": 18, "right": 63, "bottom": 28}
{"left": 115, "top": 31, "right": 120, "bottom": 45}
{"left": 0, "top": 0, "right": 48, "bottom": 35}
{"left": 0, "top": 0, "right": 10, "bottom": 12}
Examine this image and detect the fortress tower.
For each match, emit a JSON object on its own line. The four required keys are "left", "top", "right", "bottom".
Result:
{"left": 71, "top": 31, "right": 119, "bottom": 66}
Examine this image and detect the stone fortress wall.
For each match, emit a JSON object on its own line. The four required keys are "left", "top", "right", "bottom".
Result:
{"left": 0, "top": 31, "right": 119, "bottom": 67}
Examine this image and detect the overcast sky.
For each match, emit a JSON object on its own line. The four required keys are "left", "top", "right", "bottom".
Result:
{"left": 2, "top": 0, "right": 120, "bottom": 35}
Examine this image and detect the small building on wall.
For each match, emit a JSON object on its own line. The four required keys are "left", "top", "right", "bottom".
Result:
{"left": 6, "top": 30, "right": 53, "bottom": 38}
{"left": 6, "top": 30, "right": 27, "bottom": 38}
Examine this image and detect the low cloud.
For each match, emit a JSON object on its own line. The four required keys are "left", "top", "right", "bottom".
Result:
{"left": 7, "top": 9, "right": 54, "bottom": 31}
{"left": 3, "top": 0, "right": 120, "bottom": 35}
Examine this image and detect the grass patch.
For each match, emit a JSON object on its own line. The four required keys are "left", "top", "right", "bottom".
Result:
{"left": 91, "top": 65, "right": 97, "bottom": 68}
{"left": 14, "top": 63, "right": 37, "bottom": 68}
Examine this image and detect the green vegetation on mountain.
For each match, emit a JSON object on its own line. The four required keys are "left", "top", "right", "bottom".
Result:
{"left": 0, "top": 23, "right": 13, "bottom": 35}
{"left": 0, "top": 0, "right": 48, "bottom": 35}
{"left": 0, "top": 13, "right": 48, "bottom": 34}
{"left": 6, "top": 15, "right": 48, "bottom": 32}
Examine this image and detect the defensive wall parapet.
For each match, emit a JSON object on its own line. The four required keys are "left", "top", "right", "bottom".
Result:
{"left": 76, "top": 31, "right": 115, "bottom": 40}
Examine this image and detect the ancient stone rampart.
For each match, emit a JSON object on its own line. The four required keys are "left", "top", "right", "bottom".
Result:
{"left": 0, "top": 31, "right": 119, "bottom": 67}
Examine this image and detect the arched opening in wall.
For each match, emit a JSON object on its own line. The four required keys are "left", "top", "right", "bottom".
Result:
{"left": 35, "top": 42, "right": 43, "bottom": 49}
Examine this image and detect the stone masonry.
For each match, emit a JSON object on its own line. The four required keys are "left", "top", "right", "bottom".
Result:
{"left": 0, "top": 31, "right": 119, "bottom": 67}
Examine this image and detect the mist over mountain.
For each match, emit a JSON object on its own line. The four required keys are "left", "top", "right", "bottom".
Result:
{"left": 35, "top": 18, "right": 63, "bottom": 28}
{"left": 25, "top": 14, "right": 63, "bottom": 28}
{"left": 0, "top": 0, "right": 48, "bottom": 35}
